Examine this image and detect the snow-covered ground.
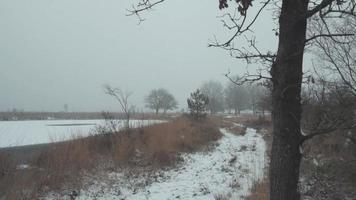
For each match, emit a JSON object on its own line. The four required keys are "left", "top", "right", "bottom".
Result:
{"left": 46, "top": 126, "right": 267, "bottom": 200}
{"left": 0, "top": 119, "right": 163, "bottom": 148}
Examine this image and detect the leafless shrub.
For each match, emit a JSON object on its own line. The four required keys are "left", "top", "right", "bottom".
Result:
{"left": 301, "top": 81, "right": 356, "bottom": 143}
{"left": 0, "top": 152, "right": 14, "bottom": 178}
{"left": 95, "top": 111, "right": 123, "bottom": 135}
{"left": 104, "top": 85, "right": 133, "bottom": 129}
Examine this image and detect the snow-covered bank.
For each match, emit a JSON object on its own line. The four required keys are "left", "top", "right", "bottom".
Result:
{"left": 0, "top": 119, "right": 164, "bottom": 148}
{"left": 46, "top": 127, "right": 267, "bottom": 200}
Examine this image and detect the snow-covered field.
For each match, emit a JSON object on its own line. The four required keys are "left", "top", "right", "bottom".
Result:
{"left": 46, "top": 126, "right": 267, "bottom": 200}
{"left": 0, "top": 119, "right": 163, "bottom": 148}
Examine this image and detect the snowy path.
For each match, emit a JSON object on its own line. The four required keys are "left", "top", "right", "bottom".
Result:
{"left": 46, "top": 127, "right": 267, "bottom": 200}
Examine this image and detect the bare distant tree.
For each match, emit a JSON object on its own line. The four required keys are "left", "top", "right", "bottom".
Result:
{"left": 246, "top": 84, "right": 262, "bottom": 116}
{"left": 257, "top": 81, "right": 272, "bottom": 117}
{"left": 104, "top": 85, "right": 132, "bottom": 128}
{"left": 145, "top": 88, "right": 178, "bottom": 114}
{"left": 63, "top": 104, "right": 68, "bottom": 112}
{"left": 161, "top": 92, "right": 178, "bottom": 114}
{"left": 224, "top": 78, "right": 249, "bottom": 115}
{"left": 257, "top": 88, "right": 272, "bottom": 117}
{"left": 200, "top": 80, "right": 224, "bottom": 114}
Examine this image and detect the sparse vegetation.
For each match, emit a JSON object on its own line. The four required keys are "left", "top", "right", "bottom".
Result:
{"left": 0, "top": 116, "right": 222, "bottom": 199}
{"left": 187, "top": 89, "right": 209, "bottom": 120}
{"left": 0, "top": 152, "right": 13, "bottom": 178}
{"left": 200, "top": 80, "right": 225, "bottom": 114}
{"left": 246, "top": 179, "right": 269, "bottom": 200}
{"left": 145, "top": 88, "right": 178, "bottom": 114}
{"left": 104, "top": 85, "right": 133, "bottom": 129}
{"left": 2, "top": 0, "right": 356, "bottom": 199}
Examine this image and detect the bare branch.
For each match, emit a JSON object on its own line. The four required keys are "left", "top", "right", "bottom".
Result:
{"left": 302, "top": 124, "right": 356, "bottom": 143}
{"left": 305, "top": 33, "right": 353, "bottom": 44}
{"left": 307, "top": 0, "right": 335, "bottom": 18}
{"left": 209, "top": 0, "right": 272, "bottom": 48}
{"left": 225, "top": 70, "right": 271, "bottom": 86}
{"left": 126, "top": 0, "right": 165, "bottom": 22}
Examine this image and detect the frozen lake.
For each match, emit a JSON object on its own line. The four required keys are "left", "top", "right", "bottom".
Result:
{"left": 0, "top": 119, "right": 163, "bottom": 148}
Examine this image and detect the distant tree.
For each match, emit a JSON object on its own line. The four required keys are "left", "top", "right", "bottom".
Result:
{"left": 63, "top": 104, "right": 68, "bottom": 112}
{"left": 200, "top": 80, "right": 224, "bottom": 114}
{"left": 246, "top": 84, "right": 263, "bottom": 116}
{"left": 104, "top": 85, "right": 132, "bottom": 129}
{"left": 257, "top": 89, "right": 272, "bottom": 117}
{"left": 161, "top": 92, "right": 178, "bottom": 114}
{"left": 145, "top": 88, "right": 178, "bottom": 114}
{"left": 187, "top": 89, "right": 209, "bottom": 119}
{"left": 225, "top": 79, "right": 249, "bottom": 115}
{"left": 257, "top": 81, "right": 272, "bottom": 117}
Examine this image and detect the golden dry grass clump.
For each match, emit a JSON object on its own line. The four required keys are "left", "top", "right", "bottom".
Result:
{"left": 247, "top": 179, "right": 269, "bottom": 200}
{"left": 0, "top": 116, "right": 222, "bottom": 199}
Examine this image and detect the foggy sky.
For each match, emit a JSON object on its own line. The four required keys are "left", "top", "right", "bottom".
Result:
{"left": 0, "top": 0, "right": 276, "bottom": 112}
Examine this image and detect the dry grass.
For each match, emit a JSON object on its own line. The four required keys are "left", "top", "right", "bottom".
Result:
{"left": 244, "top": 116, "right": 271, "bottom": 129}
{"left": 34, "top": 138, "right": 95, "bottom": 190}
{"left": 228, "top": 126, "right": 247, "bottom": 136}
{"left": 0, "top": 151, "right": 13, "bottom": 178}
{"left": 0, "top": 116, "right": 222, "bottom": 199}
{"left": 108, "top": 117, "right": 222, "bottom": 166}
{"left": 222, "top": 115, "right": 271, "bottom": 129}
{"left": 246, "top": 179, "right": 269, "bottom": 200}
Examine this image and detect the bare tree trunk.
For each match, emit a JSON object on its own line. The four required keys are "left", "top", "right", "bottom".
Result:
{"left": 125, "top": 112, "right": 130, "bottom": 129}
{"left": 270, "top": 0, "right": 308, "bottom": 199}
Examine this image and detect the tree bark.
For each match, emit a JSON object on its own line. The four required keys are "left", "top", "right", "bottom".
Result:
{"left": 270, "top": 0, "right": 308, "bottom": 199}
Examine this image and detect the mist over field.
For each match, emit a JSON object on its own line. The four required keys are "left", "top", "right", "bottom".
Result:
{"left": 1, "top": 1, "right": 355, "bottom": 200}
{"left": 0, "top": 0, "right": 275, "bottom": 112}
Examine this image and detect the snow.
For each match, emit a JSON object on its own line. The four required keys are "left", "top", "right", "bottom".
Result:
{"left": 301, "top": 129, "right": 307, "bottom": 136}
{"left": 16, "top": 164, "right": 31, "bottom": 170}
{"left": 46, "top": 127, "right": 267, "bottom": 200}
{"left": 299, "top": 145, "right": 304, "bottom": 154}
{"left": 312, "top": 158, "right": 319, "bottom": 166}
{"left": 0, "top": 119, "right": 163, "bottom": 148}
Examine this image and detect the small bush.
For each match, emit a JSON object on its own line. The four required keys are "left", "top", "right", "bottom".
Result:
{"left": 187, "top": 89, "right": 209, "bottom": 120}
{"left": 0, "top": 152, "right": 14, "bottom": 178}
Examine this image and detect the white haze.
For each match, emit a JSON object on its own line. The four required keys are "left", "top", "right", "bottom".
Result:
{"left": 0, "top": 0, "right": 276, "bottom": 112}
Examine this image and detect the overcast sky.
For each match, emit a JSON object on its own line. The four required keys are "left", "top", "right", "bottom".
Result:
{"left": 0, "top": 0, "right": 277, "bottom": 112}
